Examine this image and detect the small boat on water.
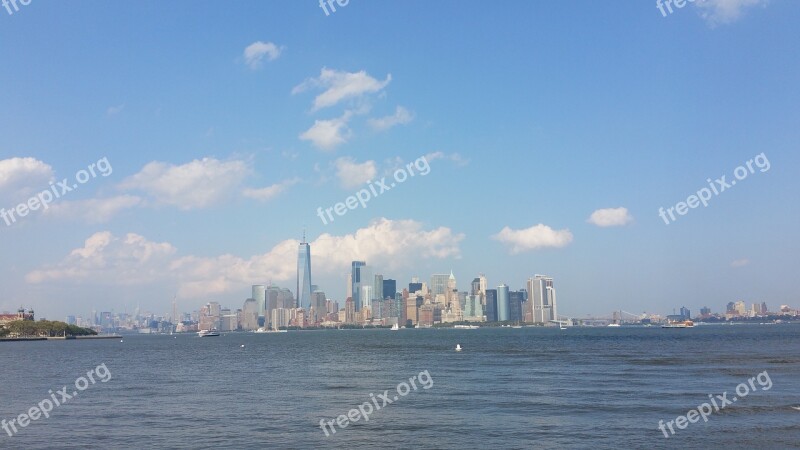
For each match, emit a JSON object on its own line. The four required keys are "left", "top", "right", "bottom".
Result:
{"left": 662, "top": 320, "right": 694, "bottom": 328}
{"left": 198, "top": 329, "right": 220, "bottom": 337}
{"left": 390, "top": 323, "right": 400, "bottom": 331}
{"left": 455, "top": 344, "right": 463, "bottom": 352}
{"left": 453, "top": 325, "right": 479, "bottom": 329}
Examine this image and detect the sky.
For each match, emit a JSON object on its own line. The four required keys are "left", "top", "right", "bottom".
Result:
{"left": 1, "top": 0, "right": 798, "bottom": 321}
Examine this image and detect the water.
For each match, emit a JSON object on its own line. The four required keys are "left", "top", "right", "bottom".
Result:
{"left": 1, "top": 325, "right": 799, "bottom": 449}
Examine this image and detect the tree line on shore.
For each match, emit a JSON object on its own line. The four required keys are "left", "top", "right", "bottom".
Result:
{"left": 0, "top": 320, "right": 97, "bottom": 338}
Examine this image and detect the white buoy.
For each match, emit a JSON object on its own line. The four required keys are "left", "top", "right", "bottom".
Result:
{"left": 455, "top": 344, "right": 462, "bottom": 352}
{"left": 240, "top": 344, "right": 245, "bottom": 348}
{"left": 120, "top": 339, "right": 123, "bottom": 343}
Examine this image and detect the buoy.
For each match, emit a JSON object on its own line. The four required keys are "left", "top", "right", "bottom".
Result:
{"left": 240, "top": 344, "right": 245, "bottom": 348}
{"left": 455, "top": 344, "right": 462, "bottom": 352}
{"left": 120, "top": 339, "right": 123, "bottom": 343}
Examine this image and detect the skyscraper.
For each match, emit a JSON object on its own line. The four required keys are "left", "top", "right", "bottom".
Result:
{"left": 297, "top": 234, "right": 312, "bottom": 311}
{"left": 527, "top": 275, "right": 556, "bottom": 323}
{"left": 252, "top": 285, "right": 266, "bottom": 318}
{"left": 497, "top": 284, "right": 510, "bottom": 321}
{"left": 383, "top": 279, "right": 397, "bottom": 300}
{"left": 485, "top": 289, "right": 498, "bottom": 322}
{"left": 351, "top": 261, "right": 367, "bottom": 311}
{"left": 373, "top": 274, "right": 384, "bottom": 304}
{"left": 430, "top": 274, "right": 449, "bottom": 297}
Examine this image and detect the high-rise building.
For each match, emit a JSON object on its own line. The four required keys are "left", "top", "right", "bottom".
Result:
{"left": 252, "top": 285, "right": 266, "bottom": 317}
{"left": 679, "top": 306, "right": 691, "bottom": 320}
{"left": 485, "top": 289, "right": 498, "bottom": 322}
{"left": 383, "top": 279, "right": 397, "bottom": 300}
{"left": 408, "top": 281, "right": 423, "bottom": 294}
{"left": 297, "top": 235, "right": 312, "bottom": 311}
{"left": 312, "top": 291, "right": 327, "bottom": 322}
{"left": 430, "top": 274, "right": 449, "bottom": 297}
{"left": 471, "top": 278, "right": 481, "bottom": 296}
{"left": 351, "top": 261, "right": 367, "bottom": 311}
{"left": 242, "top": 298, "right": 259, "bottom": 330}
{"left": 373, "top": 274, "right": 384, "bottom": 303}
{"left": 527, "top": 275, "right": 556, "bottom": 323}
{"left": 497, "top": 284, "right": 510, "bottom": 321}
{"left": 361, "top": 285, "right": 374, "bottom": 312}
{"left": 509, "top": 290, "right": 524, "bottom": 323}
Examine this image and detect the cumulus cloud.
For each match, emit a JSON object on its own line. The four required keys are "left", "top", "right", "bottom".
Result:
{"left": 44, "top": 195, "right": 143, "bottom": 223}
{"left": 243, "top": 41, "right": 283, "bottom": 69}
{"left": 334, "top": 157, "right": 377, "bottom": 189}
{"left": 0, "top": 157, "right": 54, "bottom": 199}
{"left": 587, "top": 207, "right": 633, "bottom": 227}
{"left": 695, "top": 0, "right": 768, "bottom": 26}
{"left": 368, "top": 106, "right": 414, "bottom": 131}
{"left": 299, "top": 111, "right": 353, "bottom": 150}
{"left": 292, "top": 68, "right": 391, "bottom": 111}
{"left": 491, "top": 224, "right": 573, "bottom": 254}
{"left": 119, "top": 157, "right": 250, "bottom": 209}
{"left": 26, "top": 218, "right": 465, "bottom": 299}
{"left": 242, "top": 178, "right": 300, "bottom": 201}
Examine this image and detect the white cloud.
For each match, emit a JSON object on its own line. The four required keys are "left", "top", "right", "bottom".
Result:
{"left": 119, "top": 157, "right": 250, "bottom": 209}
{"left": 0, "top": 157, "right": 54, "bottom": 198}
{"left": 242, "top": 178, "right": 300, "bottom": 201}
{"left": 587, "top": 207, "right": 633, "bottom": 227}
{"left": 491, "top": 224, "right": 573, "bottom": 254}
{"left": 368, "top": 106, "right": 414, "bottom": 131}
{"left": 299, "top": 111, "right": 353, "bottom": 150}
{"left": 44, "top": 195, "right": 142, "bottom": 223}
{"left": 695, "top": 0, "right": 768, "bottom": 26}
{"left": 334, "top": 157, "right": 377, "bottom": 189}
{"left": 423, "top": 151, "right": 470, "bottom": 167}
{"left": 730, "top": 258, "right": 750, "bottom": 268}
{"left": 243, "top": 41, "right": 283, "bottom": 69}
{"left": 26, "top": 231, "right": 177, "bottom": 284}
{"left": 292, "top": 68, "right": 391, "bottom": 111}
{"left": 26, "top": 218, "right": 465, "bottom": 299}
{"left": 106, "top": 104, "right": 125, "bottom": 116}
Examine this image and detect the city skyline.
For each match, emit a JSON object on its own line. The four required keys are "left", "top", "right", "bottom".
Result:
{"left": 1, "top": 1, "right": 798, "bottom": 322}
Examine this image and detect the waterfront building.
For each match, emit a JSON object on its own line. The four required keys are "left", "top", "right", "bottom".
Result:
{"left": 497, "top": 284, "right": 510, "bottom": 321}
{"left": 297, "top": 236, "right": 313, "bottom": 311}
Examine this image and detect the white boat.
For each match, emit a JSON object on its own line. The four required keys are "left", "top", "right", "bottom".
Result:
{"left": 453, "top": 325, "right": 480, "bottom": 329}
{"left": 390, "top": 323, "right": 400, "bottom": 331}
{"left": 607, "top": 323, "right": 621, "bottom": 327}
{"left": 198, "top": 329, "right": 220, "bottom": 337}
{"left": 455, "top": 344, "right": 463, "bottom": 352}
{"left": 255, "top": 327, "right": 287, "bottom": 333}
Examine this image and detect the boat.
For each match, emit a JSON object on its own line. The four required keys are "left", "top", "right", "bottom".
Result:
{"left": 390, "top": 323, "right": 400, "bottom": 331}
{"left": 662, "top": 320, "right": 694, "bottom": 328}
{"left": 607, "top": 323, "right": 621, "bottom": 327}
{"left": 198, "top": 329, "right": 220, "bottom": 337}
{"left": 453, "top": 325, "right": 480, "bottom": 329}
{"left": 455, "top": 344, "right": 463, "bottom": 352}
{"left": 254, "top": 327, "right": 287, "bottom": 333}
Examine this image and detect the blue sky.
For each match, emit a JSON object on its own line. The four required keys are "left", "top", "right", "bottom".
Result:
{"left": 1, "top": 0, "right": 798, "bottom": 320}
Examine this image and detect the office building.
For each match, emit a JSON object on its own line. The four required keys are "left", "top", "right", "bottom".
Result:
{"left": 497, "top": 284, "right": 510, "bottom": 321}
{"left": 297, "top": 235, "right": 313, "bottom": 311}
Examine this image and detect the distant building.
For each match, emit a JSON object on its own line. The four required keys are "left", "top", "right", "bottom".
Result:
{"left": 252, "top": 285, "right": 266, "bottom": 318}
{"left": 679, "top": 306, "right": 691, "bottom": 320}
{"left": 509, "top": 290, "right": 524, "bottom": 323}
{"left": 242, "top": 298, "right": 259, "bottom": 330}
{"left": 297, "top": 236, "right": 313, "bottom": 311}
{"left": 485, "top": 289, "right": 498, "bottom": 322}
{"left": 351, "top": 261, "right": 367, "bottom": 311}
{"left": 497, "top": 284, "right": 510, "bottom": 321}
{"left": 383, "top": 279, "right": 397, "bottom": 300}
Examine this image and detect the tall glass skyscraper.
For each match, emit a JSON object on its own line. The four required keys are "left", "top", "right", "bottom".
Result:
{"left": 497, "top": 284, "right": 510, "bottom": 321}
{"left": 351, "top": 261, "right": 367, "bottom": 311}
{"left": 296, "top": 235, "right": 312, "bottom": 311}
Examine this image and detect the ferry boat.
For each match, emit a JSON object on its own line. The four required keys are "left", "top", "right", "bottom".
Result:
{"left": 662, "top": 320, "right": 694, "bottom": 328}
{"left": 197, "top": 329, "right": 220, "bottom": 337}
{"left": 453, "top": 325, "right": 480, "bottom": 329}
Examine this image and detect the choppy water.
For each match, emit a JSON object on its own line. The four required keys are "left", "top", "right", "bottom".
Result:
{"left": 1, "top": 325, "right": 799, "bottom": 449}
